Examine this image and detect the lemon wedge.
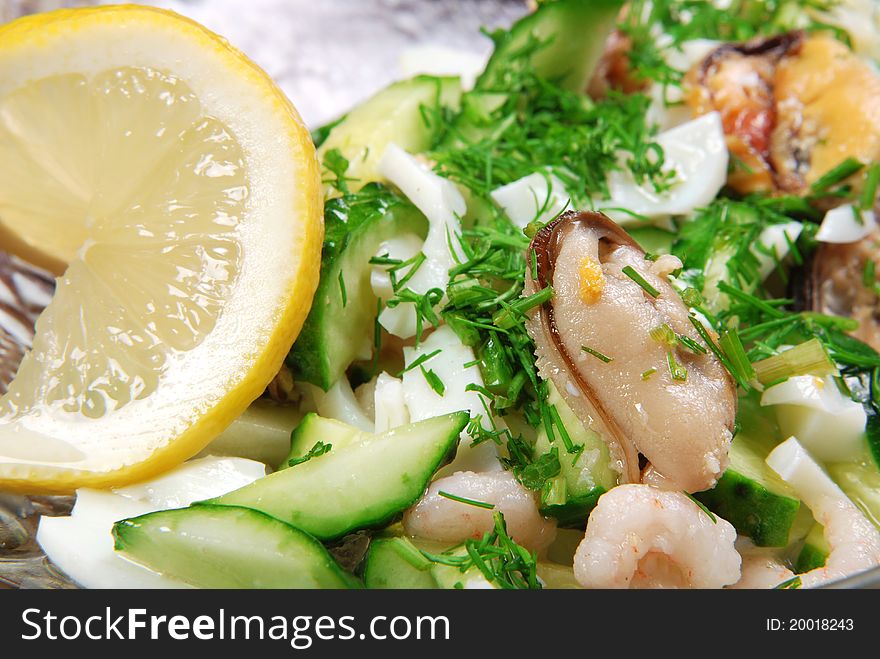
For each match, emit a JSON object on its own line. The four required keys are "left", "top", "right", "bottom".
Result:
{"left": 0, "top": 6, "right": 322, "bottom": 493}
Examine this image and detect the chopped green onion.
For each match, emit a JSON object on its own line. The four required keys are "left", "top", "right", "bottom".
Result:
{"left": 864, "top": 259, "right": 876, "bottom": 288}
{"left": 540, "top": 475, "right": 567, "bottom": 507}
{"left": 862, "top": 162, "right": 880, "bottom": 210}
{"left": 649, "top": 323, "right": 677, "bottom": 347}
{"left": 581, "top": 345, "right": 613, "bottom": 363}
{"left": 622, "top": 265, "right": 659, "bottom": 298}
{"left": 678, "top": 335, "right": 708, "bottom": 355}
{"left": 666, "top": 350, "right": 688, "bottom": 382}
{"left": 810, "top": 157, "right": 864, "bottom": 194}
{"left": 287, "top": 441, "right": 332, "bottom": 468}
{"left": 641, "top": 368, "right": 657, "bottom": 380}
{"left": 719, "top": 329, "right": 756, "bottom": 383}
{"left": 492, "top": 286, "right": 554, "bottom": 330}
{"left": 751, "top": 339, "right": 838, "bottom": 385}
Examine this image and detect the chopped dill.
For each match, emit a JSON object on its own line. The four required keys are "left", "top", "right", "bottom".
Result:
{"left": 419, "top": 511, "right": 541, "bottom": 589}
{"left": 337, "top": 271, "right": 347, "bottom": 308}
{"left": 287, "top": 441, "right": 332, "bottom": 468}
{"left": 438, "top": 491, "right": 496, "bottom": 510}
{"left": 421, "top": 366, "right": 446, "bottom": 396}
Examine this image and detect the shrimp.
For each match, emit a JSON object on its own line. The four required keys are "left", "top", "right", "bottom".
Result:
{"left": 795, "top": 498, "right": 880, "bottom": 588}
{"left": 573, "top": 484, "right": 741, "bottom": 589}
{"left": 728, "top": 538, "right": 795, "bottom": 589}
{"left": 732, "top": 500, "right": 880, "bottom": 589}
{"left": 403, "top": 470, "right": 557, "bottom": 553}
{"left": 762, "top": 437, "right": 880, "bottom": 588}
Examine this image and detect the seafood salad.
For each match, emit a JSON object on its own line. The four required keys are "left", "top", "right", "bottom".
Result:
{"left": 2, "top": 0, "right": 880, "bottom": 590}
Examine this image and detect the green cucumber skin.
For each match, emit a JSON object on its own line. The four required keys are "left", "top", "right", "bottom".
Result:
{"left": 695, "top": 469, "right": 800, "bottom": 547}
{"left": 207, "top": 412, "right": 468, "bottom": 541}
{"left": 287, "top": 184, "right": 427, "bottom": 390}
{"left": 318, "top": 75, "right": 461, "bottom": 189}
{"left": 443, "top": 0, "right": 624, "bottom": 150}
{"left": 113, "top": 505, "right": 359, "bottom": 589}
{"left": 363, "top": 538, "right": 438, "bottom": 589}
{"left": 284, "top": 413, "right": 361, "bottom": 468}
{"left": 477, "top": 0, "right": 625, "bottom": 93}
{"left": 795, "top": 542, "right": 828, "bottom": 574}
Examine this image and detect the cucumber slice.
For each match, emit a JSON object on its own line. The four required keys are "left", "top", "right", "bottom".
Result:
{"left": 695, "top": 399, "right": 801, "bottom": 547}
{"left": 828, "top": 461, "right": 880, "bottom": 529}
{"left": 201, "top": 399, "right": 302, "bottom": 467}
{"left": 795, "top": 523, "right": 829, "bottom": 573}
{"left": 441, "top": 0, "right": 624, "bottom": 149}
{"left": 477, "top": 0, "right": 624, "bottom": 93}
{"left": 112, "top": 505, "right": 359, "bottom": 589}
{"left": 207, "top": 412, "right": 469, "bottom": 540}
{"left": 283, "top": 412, "right": 361, "bottom": 468}
{"left": 534, "top": 383, "right": 616, "bottom": 527}
{"left": 363, "top": 537, "right": 438, "bottom": 589}
{"left": 318, "top": 75, "right": 461, "bottom": 192}
{"left": 287, "top": 184, "right": 427, "bottom": 390}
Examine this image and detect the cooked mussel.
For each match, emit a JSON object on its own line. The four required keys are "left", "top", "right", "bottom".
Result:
{"left": 687, "top": 31, "right": 880, "bottom": 196}
{"left": 804, "top": 226, "right": 880, "bottom": 352}
{"left": 524, "top": 210, "right": 736, "bottom": 492}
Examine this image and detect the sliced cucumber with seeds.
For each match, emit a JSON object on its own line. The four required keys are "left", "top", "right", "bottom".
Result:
{"left": 112, "top": 505, "right": 359, "bottom": 589}
{"left": 363, "top": 537, "right": 438, "bottom": 589}
{"left": 287, "top": 184, "right": 427, "bottom": 390}
{"left": 207, "top": 411, "right": 468, "bottom": 540}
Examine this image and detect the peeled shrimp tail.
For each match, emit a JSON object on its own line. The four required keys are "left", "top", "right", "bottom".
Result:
{"left": 574, "top": 484, "right": 741, "bottom": 589}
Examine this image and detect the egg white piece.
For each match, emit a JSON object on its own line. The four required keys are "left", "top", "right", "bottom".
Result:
{"left": 37, "top": 456, "right": 267, "bottom": 589}
{"left": 761, "top": 375, "right": 867, "bottom": 462}
{"left": 753, "top": 221, "right": 803, "bottom": 280}
{"left": 491, "top": 171, "right": 571, "bottom": 230}
{"left": 766, "top": 437, "right": 851, "bottom": 506}
{"left": 815, "top": 204, "right": 876, "bottom": 244}
{"left": 599, "top": 112, "right": 728, "bottom": 219}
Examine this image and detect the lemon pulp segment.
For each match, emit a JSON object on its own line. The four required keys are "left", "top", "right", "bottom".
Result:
{"left": 0, "top": 7, "right": 322, "bottom": 492}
